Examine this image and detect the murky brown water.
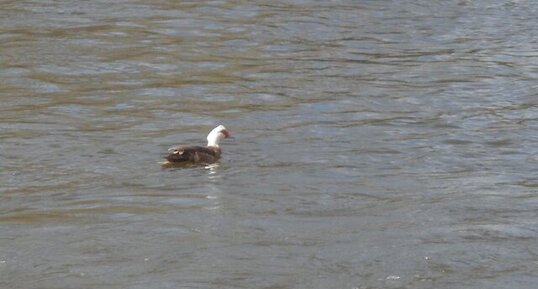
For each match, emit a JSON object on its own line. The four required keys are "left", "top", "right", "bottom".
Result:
{"left": 1, "top": 1, "right": 538, "bottom": 288}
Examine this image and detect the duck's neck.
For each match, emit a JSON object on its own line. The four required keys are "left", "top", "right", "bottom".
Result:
{"left": 207, "top": 133, "right": 222, "bottom": 147}
{"left": 207, "top": 140, "right": 219, "bottom": 147}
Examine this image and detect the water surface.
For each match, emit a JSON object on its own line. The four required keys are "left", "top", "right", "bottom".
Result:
{"left": 1, "top": 1, "right": 538, "bottom": 288}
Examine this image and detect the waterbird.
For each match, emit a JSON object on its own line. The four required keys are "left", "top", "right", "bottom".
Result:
{"left": 163, "top": 125, "right": 230, "bottom": 165}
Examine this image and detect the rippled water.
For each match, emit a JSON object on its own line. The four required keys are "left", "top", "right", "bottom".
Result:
{"left": 1, "top": 1, "right": 538, "bottom": 288}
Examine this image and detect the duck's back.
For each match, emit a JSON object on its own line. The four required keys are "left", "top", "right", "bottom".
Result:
{"left": 166, "top": 145, "right": 221, "bottom": 164}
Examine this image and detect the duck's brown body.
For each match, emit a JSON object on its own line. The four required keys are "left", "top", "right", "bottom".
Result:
{"left": 166, "top": 145, "right": 221, "bottom": 164}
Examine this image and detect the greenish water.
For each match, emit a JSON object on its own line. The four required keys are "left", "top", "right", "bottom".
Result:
{"left": 1, "top": 1, "right": 537, "bottom": 288}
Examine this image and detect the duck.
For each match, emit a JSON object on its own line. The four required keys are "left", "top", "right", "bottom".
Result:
{"left": 163, "top": 125, "right": 230, "bottom": 165}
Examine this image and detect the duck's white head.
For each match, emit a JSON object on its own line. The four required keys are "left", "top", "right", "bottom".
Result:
{"left": 207, "top": 125, "right": 230, "bottom": 147}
